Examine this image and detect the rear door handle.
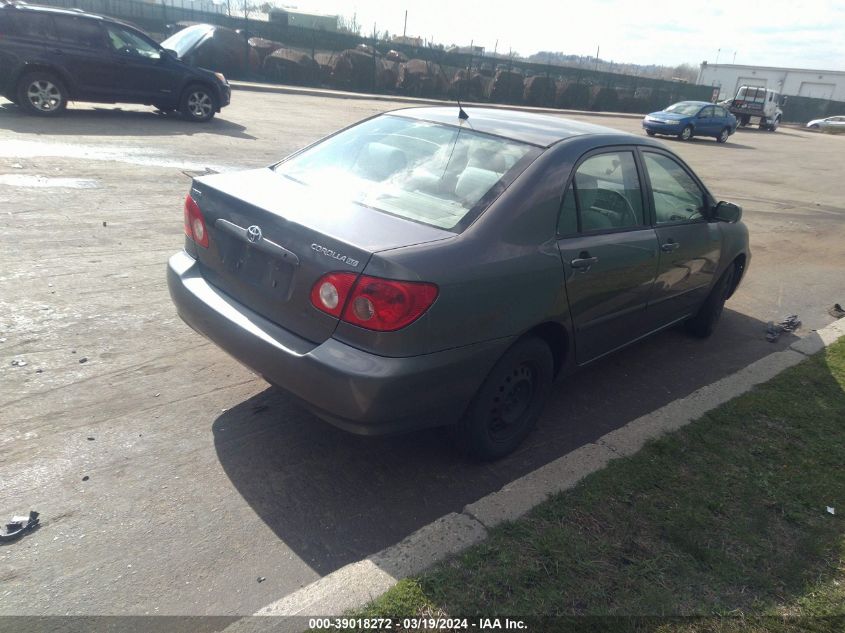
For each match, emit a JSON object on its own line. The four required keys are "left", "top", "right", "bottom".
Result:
{"left": 661, "top": 240, "right": 680, "bottom": 252}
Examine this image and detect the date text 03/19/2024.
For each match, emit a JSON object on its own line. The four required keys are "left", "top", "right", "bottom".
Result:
{"left": 307, "top": 617, "right": 528, "bottom": 630}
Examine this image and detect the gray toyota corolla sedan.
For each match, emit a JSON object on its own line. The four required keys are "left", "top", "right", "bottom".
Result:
{"left": 167, "top": 106, "right": 749, "bottom": 459}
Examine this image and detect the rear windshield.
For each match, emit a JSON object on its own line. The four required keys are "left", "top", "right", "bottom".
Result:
{"left": 160, "top": 24, "right": 212, "bottom": 58}
{"left": 273, "top": 114, "right": 540, "bottom": 232}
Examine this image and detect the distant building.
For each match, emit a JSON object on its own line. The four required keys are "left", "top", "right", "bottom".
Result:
{"left": 268, "top": 8, "right": 338, "bottom": 31}
{"left": 147, "top": 0, "right": 226, "bottom": 14}
{"left": 697, "top": 62, "right": 845, "bottom": 101}
{"left": 392, "top": 35, "right": 424, "bottom": 47}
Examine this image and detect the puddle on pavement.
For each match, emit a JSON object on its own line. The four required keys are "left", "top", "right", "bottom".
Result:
{"left": 1, "top": 140, "right": 233, "bottom": 172}
{"left": 0, "top": 174, "right": 98, "bottom": 189}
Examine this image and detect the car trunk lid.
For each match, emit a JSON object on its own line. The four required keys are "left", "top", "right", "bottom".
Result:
{"left": 189, "top": 168, "right": 452, "bottom": 343}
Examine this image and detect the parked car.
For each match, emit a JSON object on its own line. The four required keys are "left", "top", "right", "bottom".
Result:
{"left": 643, "top": 101, "right": 737, "bottom": 142}
{"left": 167, "top": 107, "right": 749, "bottom": 459}
{"left": 806, "top": 115, "right": 845, "bottom": 131}
{"left": 0, "top": 2, "right": 230, "bottom": 121}
{"left": 160, "top": 23, "right": 258, "bottom": 79}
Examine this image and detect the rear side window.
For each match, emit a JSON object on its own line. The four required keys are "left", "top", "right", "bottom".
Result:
{"left": 571, "top": 151, "right": 644, "bottom": 232}
{"left": 713, "top": 106, "right": 727, "bottom": 117}
{"left": 53, "top": 15, "right": 106, "bottom": 49}
{"left": 5, "top": 11, "right": 57, "bottom": 40}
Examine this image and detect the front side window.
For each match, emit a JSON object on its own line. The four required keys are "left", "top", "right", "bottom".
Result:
{"left": 106, "top": 24, "right": 160, "bottom": 60}
{"left": 699, "top": 106, "right": 714, "bottom": 117}
{"left": 713, "top": 106, "right": 727, "bottom": 117}
{"left": 664, "top": 102, "right": 702, "bottom": 116}
{"left": 643, "top": 153, "right": 706, "bottom": 224}
{"left": 53, "top": 16, "right": 105, "bottom": 49}
{"left": 274, "top": 115, "right": 540, "bottom": 231}
{"left": 570, "top": 151, "right": 644, "bottom": 232}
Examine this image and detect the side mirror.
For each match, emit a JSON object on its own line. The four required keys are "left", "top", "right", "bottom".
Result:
{"left": 163, "top": 48, "right": 180, "bottom": 59}
{"left": 714, "top": 201, "right": 742, "bottom": 223}
{"left": 780, "top": 96, "right": 788, "bottom": 106}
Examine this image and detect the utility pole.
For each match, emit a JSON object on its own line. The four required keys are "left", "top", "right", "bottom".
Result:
{"left": 715, "top": 48, "right": 721, "bottom": 64}
{"left": 595, "top": 45, "right": 600, "bottom": 71}
{"left": 732, "top": 50, "right": 737, "bottom": 64}
{"left": 403, "top": 10, "right": 407, "bottom": 37}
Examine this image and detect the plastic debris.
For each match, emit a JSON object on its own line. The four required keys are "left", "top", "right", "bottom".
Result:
{"left": 102, "top": 221, "right": 108, "bottom": 227}
{"left": 829, "top": 304, "right": 845, "bottom": 319}
{"left": 11, "top": 359, "right": 27, "bottom": 367}
{"left": 766, "top": 315, "right": 801, "bottom": 342}
{"left": 82, "top": 475, "right": 89, "bottom": 482}
{"left": 0, "top": 511, "right": 40, "bottom": 543}
{"left": 78, "top": 357, "right": 88, "bottom": 364}
{"left": 257, "top": 576, "right": 266, "bottom": 583}
{"left": 827, "top": 506, "right": 836, "bottom": 515}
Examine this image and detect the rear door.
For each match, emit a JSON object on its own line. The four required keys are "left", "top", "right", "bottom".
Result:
{"left": 696, "top": 105, "right": 716, "bottom": 135}
{"left": 640, "top": 150, "right": 722, "bottom": 324}
{"left": 50, "top": 14, "right": 116, "bottom": 100}
{"left": 557, "top": 147, "right": 660, "bottom": 364}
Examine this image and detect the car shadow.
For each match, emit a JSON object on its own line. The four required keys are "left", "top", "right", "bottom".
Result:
{"left": 657, "top": 135, "right": 754, "bottom": 149}
{"left": 0, "top": 102, "right": 256, "bottom": 140}
{"left": 734, "top": 126, "right": 805, "bottom": 139}
{"left": 212, "top": 308, "right": 801, "bottom": 577}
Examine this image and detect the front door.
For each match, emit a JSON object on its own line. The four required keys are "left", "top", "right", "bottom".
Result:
{"left": 556, "top": 148, "right": 660, "bottom": 364}
{"left": 102, "top": 23, "right": 180, "bottom": 105}
{"left": 640, "top": 150, "right": 722, "bottom": 324}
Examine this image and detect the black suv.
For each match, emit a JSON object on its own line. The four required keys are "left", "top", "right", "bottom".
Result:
{"left": 0, "top": 2, "right": 230, "bottom": 121}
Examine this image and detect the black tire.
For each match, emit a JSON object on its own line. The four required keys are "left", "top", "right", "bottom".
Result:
{"left": 769, "top": 117, "right": 780, "bottom": 131}
{"left": 180, "top": 84, "right": 216, "bottom": 122}
{"left": 645, "top": 129, "right": 656, "bottom": 136}
{"left": 452, "top": 337, "right": 553, "bottom": 461}
{"left": 679, "top": 125, "right": 693, "bottom": 141}
{"left": 809, "top": 123, "right": 820, "bottom": 130}
{"left": 739, "top": 115, "right": 750, "bottom": 127}
{"left": 717, "top": 127, "right": 730, "bottom": 143}
{"left": 16, "top": 71, "right": 68, "bottom": 117}
{"left": 685, "top": 265, "right": 736, "bottom": 338}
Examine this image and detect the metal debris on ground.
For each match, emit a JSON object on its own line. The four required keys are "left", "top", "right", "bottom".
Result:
{"left": 829, "top": 303, "right": 845, "bottom": 319}
{"left": 11, "top": 359, "right": 27, "bottom": 367}
{"left": 257, "top": 576, "right": 266, "bottom": 583}
{"left": 766, "top": 315, "right": 801, "bottom": 342}
{"left": 0, "top": 511, "right": 40, "bottom": 544}
{"left": 78, "top": 357, "right": 88, "bottom": 364}
{"left": 827, "top": 506, "right": 836, "bottom": 515}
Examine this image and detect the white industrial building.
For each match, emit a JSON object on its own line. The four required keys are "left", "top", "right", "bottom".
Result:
{"left": 697, "top": 62, "right": 845, "bottom": 101}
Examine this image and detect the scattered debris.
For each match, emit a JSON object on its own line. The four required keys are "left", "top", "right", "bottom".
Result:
{"left": 87, "top": 437, "right": 95, "bottom": 441}
{"left": 11, "top": 359, "right": 27, "bottom": 367}
{"left": 35, "top": 368, "right": 43, "bottom": 373}
{"left": 829, "top": 304, "right": 845, "bottom": 319}
{"left": 82, "top": 475, "right": 89, "bottom": 482}
{"left": 102, "top": 221, "right": 108, "bottom": 227}
{"left": 257, "top": 576, "right": 266, "bottom": 583}
{"left": 766, "top": 315, "right": 801, "bottom": 342}
{"left": 827, "top": 506, "right": 836, "bottom": 515}
{"left": 154, "top": 393, "right": 160, "bottom": 397}
{"left": 78, "top": 357, "right": 88, "bottom": 364}
{"left": 11, "top": 163, "right": 23, "bottom": 169}
{"left": 0, "top": 511, "right": 40, "bottom": 544}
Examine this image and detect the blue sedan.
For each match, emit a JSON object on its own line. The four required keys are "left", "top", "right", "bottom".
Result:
{"left": 642, "top": 101, "right": 738, "bottom": 143}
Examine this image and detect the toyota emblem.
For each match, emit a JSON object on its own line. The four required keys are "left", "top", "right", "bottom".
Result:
{"left": 246, "top": 225, "right": 262, "bottom": 243}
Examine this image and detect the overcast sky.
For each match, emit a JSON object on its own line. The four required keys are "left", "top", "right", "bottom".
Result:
{"left": 284, "top": 0, "right": 845, "bottom": 71}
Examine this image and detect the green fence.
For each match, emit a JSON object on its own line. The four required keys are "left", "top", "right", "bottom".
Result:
{"left": 32, "top": 0, "right": 722, "bottom": 112}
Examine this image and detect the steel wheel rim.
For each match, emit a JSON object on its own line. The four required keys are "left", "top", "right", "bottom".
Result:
{"left": 187, "top": 91, "right": 212, "bottom": 118}
{"left": 488, "top": 363, "right": 536, "bottom": 442}
{"left": 27, "top": 80, "right": 61, "bottom": 112}
{"left": 720, "top": 129, "right": 728, "bottom": 142}
{"left": 682, "top": 127, "right": 692, "bottom": 140}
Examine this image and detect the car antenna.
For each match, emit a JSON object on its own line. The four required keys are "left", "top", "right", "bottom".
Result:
{"left": 431, "top": 50, "right": 469, "bottom": 121}
{"left": 457, "top": 97, "right": 469, "bottom": 121}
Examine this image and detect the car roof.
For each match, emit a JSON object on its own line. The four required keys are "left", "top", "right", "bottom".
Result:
{"left": 4, "top": 3, "right": 103, "bottom": 19}
{"left": 670, "top": 101, "right": 712, "bottom": 107}
{"left": 389, "top": 106, "right": 630, "bottom": 147}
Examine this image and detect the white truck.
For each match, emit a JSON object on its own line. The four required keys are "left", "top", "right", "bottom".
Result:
{"left": 724, "top": 86, "right": 787, "bottom": 131}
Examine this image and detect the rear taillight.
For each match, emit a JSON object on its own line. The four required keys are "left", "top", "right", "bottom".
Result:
{"left": 311, "top": 272, "right": 438, "bottom": 331}
{"left": 183, "top": 194, "right": 209, "bottom": 248}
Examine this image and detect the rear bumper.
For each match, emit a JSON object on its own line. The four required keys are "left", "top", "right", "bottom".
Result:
{"left": 167, "top": 251, "right": 510, "bottom": 435}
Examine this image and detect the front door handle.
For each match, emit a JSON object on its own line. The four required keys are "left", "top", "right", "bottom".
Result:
{"left": 571, "top": 255, "right": 598, "bottom": 271}
{"left": 661, "top": 240, "right": 680, "bottom": 252}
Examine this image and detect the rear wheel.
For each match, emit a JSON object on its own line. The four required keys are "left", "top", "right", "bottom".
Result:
{"left": 679, "top": 125, "right": 693, "bottom": 141}
{"left": 717, "top": 127, "right": 730, "bottom": 143}
{"left": 645, "top": 129, "right": 656, "bottom": 136}
{"left": 452, "top": 337, "right": 553, "bottom": 461}
{"left": 16, "top": 71, "right": 68, "bottom": 117}
{"left": 685, "top": 265, "right": 736, "bottom": 338}
{"left": 769, "top": 117, "right": 780, "bottom": 131}
{"left": 180, "top": 84, "right": 216, "bottom": 122}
